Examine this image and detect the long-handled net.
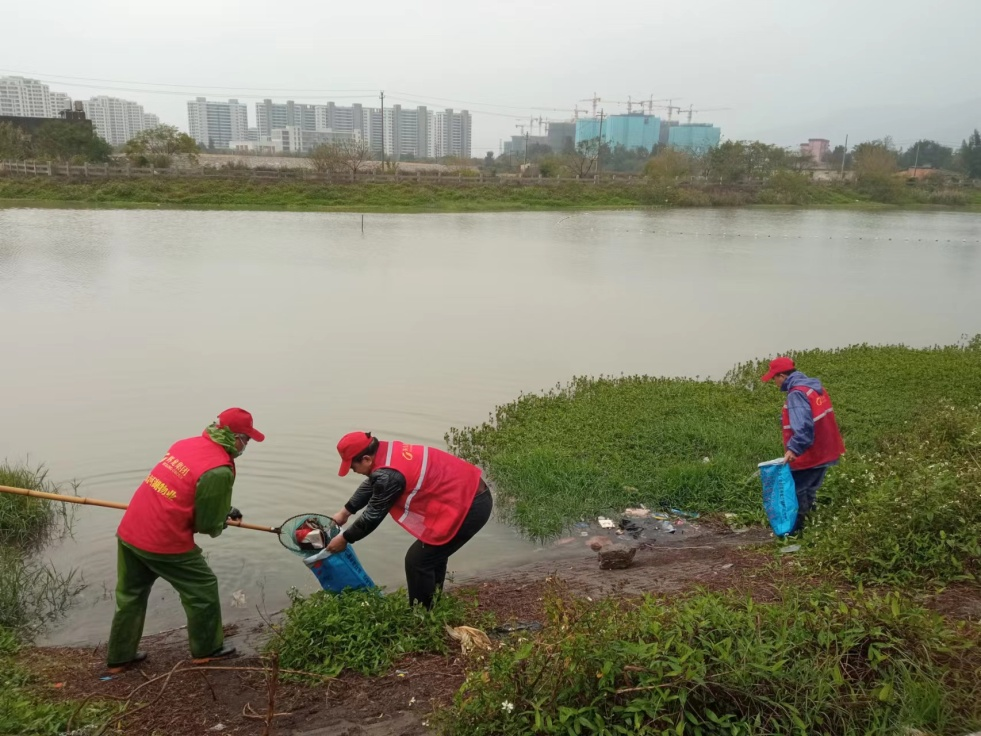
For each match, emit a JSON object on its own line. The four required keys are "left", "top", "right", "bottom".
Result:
{"left": 0, "top": 485, "right": 375, "bottom": 593}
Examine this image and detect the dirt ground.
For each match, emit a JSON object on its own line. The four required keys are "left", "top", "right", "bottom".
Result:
{"left": 28, "top": 521, "right": 981, "bottom": 736}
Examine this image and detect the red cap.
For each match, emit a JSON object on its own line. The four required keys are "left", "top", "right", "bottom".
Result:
{"left": 761, "top": 357, "right": 796, "bottom": 382}
{"left": 217, "top": 408, "right": 265, "bottom": 442}
{"left": 336, "top": 431, "right": 373, "bottom": 476}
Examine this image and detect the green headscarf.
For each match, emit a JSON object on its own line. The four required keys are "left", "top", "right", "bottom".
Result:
{"left": 206, "top": 423, "right": 242, "bottom": 458}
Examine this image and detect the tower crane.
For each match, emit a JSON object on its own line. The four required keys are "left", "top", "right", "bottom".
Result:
{"left": 682, "top": 105, "right": 732, "bottom": 124}
{"left": 579, "top": 93, "right": 601, "bottom": 116}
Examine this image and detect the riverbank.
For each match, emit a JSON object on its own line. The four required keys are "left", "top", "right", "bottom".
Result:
{"left": 2, "top": 176, "right": 980, "bottom": 212}
{"left": 10, "top": 526, "right": 981, "bottom": 736}
{"left": 3, "top": 340, "right": 980, "bottom": 734}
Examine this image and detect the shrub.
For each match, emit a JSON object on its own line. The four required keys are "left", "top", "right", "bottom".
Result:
{"left": 434, "top": 585, "right": 981, "bottom": 736}
{"left": 804, "top": 402, "right": 981, "bottom": 585}
{"left": 268, "top": 587, "right": 473, "bottom": 677}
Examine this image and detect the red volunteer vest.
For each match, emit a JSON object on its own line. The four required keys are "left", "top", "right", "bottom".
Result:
{"left": 117, "top": 433, "right": 234, "bottom": 554}
{"left": 374, "top": 440, "right": 483, "bottom": 545}
{"left": 782, "top": 386, "right": 846, "bottom": 471}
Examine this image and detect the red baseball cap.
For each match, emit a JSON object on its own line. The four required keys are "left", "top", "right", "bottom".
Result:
{"left": 761, "top": 357, "right": 796, "bottom": 382}
{"left": 217, "top": 408, "right": 265, "bottom": 442}
{"left": 337, "top": 431, "right": 373, "bottom": 476}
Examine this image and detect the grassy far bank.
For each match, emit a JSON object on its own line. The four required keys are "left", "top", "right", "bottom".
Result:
{"left": 447, "top": 338, "right": 981, "bottom": 541}
{"left": 2, "top": 176, "right": 980, "bottom": 212}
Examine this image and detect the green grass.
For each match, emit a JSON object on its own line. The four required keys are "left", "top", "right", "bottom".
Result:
{"left": 267, "top": 587, "right": 476, "bottom": 677}
{"left": 446, "top": 338, "right": 981, "bottom": 540}
{"left": 0, "top": 464, "right": 59, "bottom": 548}
{"left": 432, "top": 584, "right": 981, "bottom": 736}
{"left": 2, "top": 176, "right": 979, "bottom": 212}
{"left": 803, "top": 401, "right": 981, "bottom": 586}
{"left": 0, "top": 628, "right": 117, "bottom": 736}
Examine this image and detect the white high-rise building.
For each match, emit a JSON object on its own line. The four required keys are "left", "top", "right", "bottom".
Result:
{"left": 429, "top": 109, "right": 472, "bottom": 159}
{"left": 186, "top": 98, "right": 248, "bottom": 149}
{"left": 81, "top": 96, "right": 151, "bottom": 146}
{"left": 0, "top": 76, "right": 71, "bottom": 118}
{"left": 143, "top": 113, "right": 160, "bottom": 130}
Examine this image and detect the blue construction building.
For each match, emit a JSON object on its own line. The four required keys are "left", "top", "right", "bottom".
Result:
{"left": 575, "top": 114, "right": 661, "bottom": 152}
{"left": 666, "top": 123, "right": 721, "bottom": 154}
{"left": 575, "top": 114, "right": 721, "bottom": 154}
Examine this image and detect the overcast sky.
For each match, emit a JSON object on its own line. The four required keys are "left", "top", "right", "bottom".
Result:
{"left": 3, "top": 0, "right": 978, "bottom": 153}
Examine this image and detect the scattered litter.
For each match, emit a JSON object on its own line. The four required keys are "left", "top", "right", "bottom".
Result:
{"left": 659, "top": 521, "right": 676, "bottom": 534}
{"left": 98, "top": 676, "right": 112, "bottom": 682}
{"left": 702, "top": 457, "right": 711, "bottom": 463}
{"left": 623, "top": 507, "right": 650, "bottom": 518}
{"left": 395, "top": 669, "right": 408, "bottom": 677}
{"left": 721, "top": 563, "right": 734, "bottom": 569}
{"left": 730, "top": 526, "right": 750, "bottom": 535}
{"left": 580, "top": 531, "right": 589, "bottom": 537}
{"left": 53, "top": 682, "right": 65, "bottom": 688}
{"left": 619, "top": 518, "right": 644, "bottom": 539}
{"left": 490, "top": 621, "right": 543, "bottom": 635}
{"left": 724, "top": 513, "right": 738, "bottom": 520}
{"left": 230, "top": 590, "right": 247, "bottom": 608}
{"left": 650, "top": 513, "right": 670, "bottom": 521}
{"left": 669, "top": 508, "right": 701, "bottom": 519}
{"left": 574, "top": 522, "right": 590, "bottom": 528}
{"left": 445, "top": 624, "right": 493, "bottom": 654}
{"left": 409, "top": 697, "right": 417, "bottom": 706}
{"left": 597, "top": 517, "right": 615, "bottom": 529}
{"left": 208, "top": 725, "right": 227, "bottom": 732}
{"left": 674, "top": 519, "right": 686, "bottom": 526}
{"left": 780, "top": 544, "right": 801, "bottom": 554}
{"left": 555, "top": 537, "right": 576, "bottom": 546}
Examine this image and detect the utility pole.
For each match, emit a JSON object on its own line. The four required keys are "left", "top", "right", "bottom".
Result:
{"left": 379, "top": 90, "right": 385, "bottom": 169}
{"left": 839, "top": 134, "right": 848, "bottom": 180}
{"left": 911, "top": 141, "right": 921, "bottom": 179}
{"left": 596, "top": 109, "right": 605, "bottom": 175}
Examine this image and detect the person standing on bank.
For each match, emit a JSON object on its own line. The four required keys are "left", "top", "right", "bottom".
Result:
{"left": 762, "top": 357, "right": 846, "bottom": 534}
{"left": 106, "top": 408, "right": 265, "bottom": 673}
{"left": 327, "top": 432, "right": 492, "bottom": 609}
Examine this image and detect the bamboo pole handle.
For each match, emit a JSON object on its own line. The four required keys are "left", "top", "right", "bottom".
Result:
{"left": 0, "top": 485, "right": 279, "bottom": 534}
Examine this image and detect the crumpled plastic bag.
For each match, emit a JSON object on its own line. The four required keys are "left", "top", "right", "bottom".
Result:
{"left": 445, "top": 625, "right": 492, "bottom": 655}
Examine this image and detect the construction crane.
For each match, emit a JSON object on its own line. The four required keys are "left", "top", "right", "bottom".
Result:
{"left": 682, "top": 105, "right": 732, "bottom": 124}
{"left": 572, "top": 106, "right": 587, "bottom": 120}
{"left": 534, "top": 115, "right": 546, "bottom": 135}
{"left": 515, "top": 122, "right": 528, "bottom": 135}
{"left": 579, "top": 93, "right": 601, "bottom": 117}
{"left": 643, "top": 96, "right": 678, "bottom": 116}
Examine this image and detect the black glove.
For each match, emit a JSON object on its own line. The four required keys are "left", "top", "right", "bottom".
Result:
{"left": 226, "top": 507, "right": 243, "bottom": 522}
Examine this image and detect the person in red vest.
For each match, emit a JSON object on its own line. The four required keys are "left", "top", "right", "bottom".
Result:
{"left": 105, "top": 408, "right": 265, "bottom": 673}
{"left": 327, "top": 432, "right": 492, "bottom": 609}
{"left": 762, "top": 357, "right": 846, "bottom": 534}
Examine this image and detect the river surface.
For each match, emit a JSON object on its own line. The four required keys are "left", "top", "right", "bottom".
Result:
{"left": 1, "top": 206, "right": 979, "bottom": 646}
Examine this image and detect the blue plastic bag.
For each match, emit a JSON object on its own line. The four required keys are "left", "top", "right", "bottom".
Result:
{"left": 758, "top": 458, "right": 798, "bottom": 537}
{"left": 303, "top": 547, "right": 375, "bottom": 593}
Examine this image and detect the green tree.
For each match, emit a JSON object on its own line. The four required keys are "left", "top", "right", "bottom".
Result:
{"left": 123, "top": 125, "right": 199, "bottom": 167}
{"left": 645, "top": 148, "right": 695, "bottom": 182}
{"left": 32, "top": 121, "right": 112, "bottom": 163}
{"left": 852, "top": 139, "right": 903, "bottom": 202}
{"left": 0, "top": 122, "right": 31, "bottom": 160}
{"left": 958, "top": 130, "right": 981, "bottom": 179}
{"left": 706, "top": 140, "right": 748, "bottom": 183}
{"left": 898, "top": 140, "right": 953, "bottom": 170}
{"left": 852, "top": 139, "right": 898, "bottom": 177}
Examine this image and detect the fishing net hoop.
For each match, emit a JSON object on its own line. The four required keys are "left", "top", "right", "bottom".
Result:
{"left": 277, "top": 513, "right": 342, "bottom": 558}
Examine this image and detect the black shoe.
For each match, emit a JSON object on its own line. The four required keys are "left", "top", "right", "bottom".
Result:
{"left": 192, "top": 644, "right": 237, "bottom": 665}
{"left": 106, "top": 650, "right": 147, "bottom": 674}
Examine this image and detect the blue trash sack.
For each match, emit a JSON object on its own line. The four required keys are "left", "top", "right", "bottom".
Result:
{"left": 277, "top": 513, "right": 376, "bottom": 594}
{"left": 302, "top": 547, "right": 376, "bottom": 593}
{"left": 758, "top": 458, "right": 798, "bottom": 537}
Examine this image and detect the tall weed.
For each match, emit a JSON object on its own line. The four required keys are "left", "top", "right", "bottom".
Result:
{"left": 268, "top": 587, "right": 473, "bottom": 677}
{"left": 434, "top": 585, "right": 981, "bottom": 736}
